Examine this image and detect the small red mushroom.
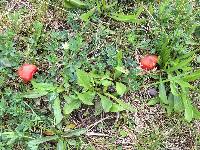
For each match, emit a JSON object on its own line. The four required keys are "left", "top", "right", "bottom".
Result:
{"left": 140, "top": 55, "right": 158, "bottom": 70}
{"left": 17, "top": 64, "right": 38, "bottom": 83}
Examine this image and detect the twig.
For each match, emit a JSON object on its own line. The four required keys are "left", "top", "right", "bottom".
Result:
{"left": 85, "top": 132, "right": 110, "bottom": 137}
{"left": 87, "top": 116, "right": 111, "bottom": 130}
{"left": 23, "top": 101, "right": 39, "bottom": 118}
{"left": 115, "top": 112, "right": 120, "bottom": 124}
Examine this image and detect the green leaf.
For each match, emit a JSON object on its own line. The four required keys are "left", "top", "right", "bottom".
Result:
{"left": 64, "top": 0, "right": 86, "bottom": 8}
{"left": 193, "top": 106, "right": 200, "bottom": 119}
{"left": 181, "top": 88, "right": 193, "bottom": 122}
{"left": 64, "top": 99, "right": 81, "bottom": 115}
{"left": 197, "top": 55, "right": 200, "bottom": 63}
{"left": 170, "top": 81, "right": 179, "bottom": 96}
{"left": 113, "top": 98, "right": 135, "bottom": 112}
{"left": 166, "top": 105, "right": 173, "bottom": 116}
{"left": 173, "top": 96, "right": 184, "bottom": 113}
{"left": 184, "top": 102, "right": 193, "bottom": 122}
{"left": 64, "top": 1, "right": 74, "bottom": 8}
{"left": 28, "top": 136, "right": 58, "bottom": 150}
{"left": 159, "top": 37, "right": 170, "bottom": 66}
{"left": 64, "top": 128, "right": 87, "bottom": 137}
{"left": 168, "top": 73, "right": 179, "bottom": 96}
{"left": 31, "top": 81, "right": 56, "bottom": 92}
{"left": 32, "top": 21, "right": 43, "bottom": 42}
{"left": 116, "top": 82, "right": 127, "bottom": 96}
{"left": 76, "top": 69, "right": 92, "bottom": 90}
{"left": 119, "top": 130, "right": 128, "bottom": 138}
{"left": 96, "top": 0, "right": 101, "bottom": 13}
{"left": 99, "top": 94, "right": 113, "bottom": 112}
{"left": 52, "top": 96, "right": 63, "bottom": 125}
{"left": 167, "top": 55, "right": 194, "bottom": 72}
{"left": 105, "top": 93, "right": 136, "bottom": 112}
{"left": 159, "top": 79, "right": 168, "bottom": 104}
{"left": 178, "top": 51, "right": 195, "bottom": 60}
{"left": 110, "top": 13, "right": 145, "bottom": 24}
{"left": 0, "top": 58, "right": 12, "bottom": 67}
{"left": 101, "top": 80, "right": 112, "bottom": 87}
{"left": 49, "top": 93, "right": 58, "bottom": 102}
{"left": 24, "top": 82, "right": 58, "bottom": 99}
{"left": 148, "top": 4, "right": 154, "bottom": 14}
{"left": 147, "top": 98, "right": 159, "bottom": 106}
{"left": 115, "top": 66, "right": 129, "bottom": 75}
{"left": 57, "top": 139, "right": 66, "bottom": 150}
{"left": 175, "top": 80, "right": 194, "bottom": 89}
{"left": 23, "top": 91, "right": 48, "bottom": 98}
{"left": 116, "top": 50, "right": 123, "bottom": 67}
{"left": 77, "top": 91, "right": 95, "bottom": 105}
{"left": 94, "top": 100, "right": 103, "bottom": 116}
{"left": 114, "top": 70, "right": 122, "bottom": 79}
{"left": 110, "top": 103, "right": 125, "bottom": 112}
{"left": 80, "top": 8, "right": 96, "bottom": 22}
{"left": 128, "top": 33, "right": 136, "bottom": 45}
{"left": 1, "top": 132, "right": 19, "bottom": 145}
{"left": 183, "top": 70, "right": 200, "bottom": 81}
{"left": 67, "top": 139, "right": 77, "bottom": 146}
{"left": 135, "top": 5, "right": 144, "bottom": 18}
{"left": 168, "top": 93, "right": 174, "bottom": 105}
{"left": 69, "top": 35, "right": 83, "bottom": 52}
{"left": 167, "top": 93, "right": 174, "bottom": 115}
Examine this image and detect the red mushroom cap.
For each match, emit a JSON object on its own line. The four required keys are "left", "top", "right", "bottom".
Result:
{"left": 17, "top": 64, "right": 38, "bottom": 83}
{"left": 140, "top": 55, "right": 158, "bottom": 70}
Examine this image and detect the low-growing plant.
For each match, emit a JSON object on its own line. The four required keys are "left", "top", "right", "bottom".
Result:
{"left": 1, "top": 0, "right": 200, "bottom": 149}
{"left": 64, "top": 66, "right": 135, "bottom": 114}
{"left": 143, "top": 0, "right": 200, "bottom": 122}
{"left": 23, "top": 64, "right": 135, "bottom": 124}
{"left": 16, "top": 61, "right": 136, "bottom": 149}
{"left": 155, "top": 52, "right": 200, "bottom": 122}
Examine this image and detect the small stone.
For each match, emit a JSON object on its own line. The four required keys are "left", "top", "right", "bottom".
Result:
{"left": 148, "top": 88, "right": 157, "bottom": 96}
{"left": 107, "top": 86, "right": 116, "bottom": 93}
{"left": 197, "top": 55, "right": 200, "bottom": 63}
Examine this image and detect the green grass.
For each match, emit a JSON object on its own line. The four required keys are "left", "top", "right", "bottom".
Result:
{"left": 0, "top": 0, "right": 200, "bottom": 149}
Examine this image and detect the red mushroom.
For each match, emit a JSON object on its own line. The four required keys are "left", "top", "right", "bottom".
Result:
{"left": 17, "top": 64, "right": 38, "bottom": 83}
{"left": 140, "top": 55, "right": 158, "bottom": 70}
